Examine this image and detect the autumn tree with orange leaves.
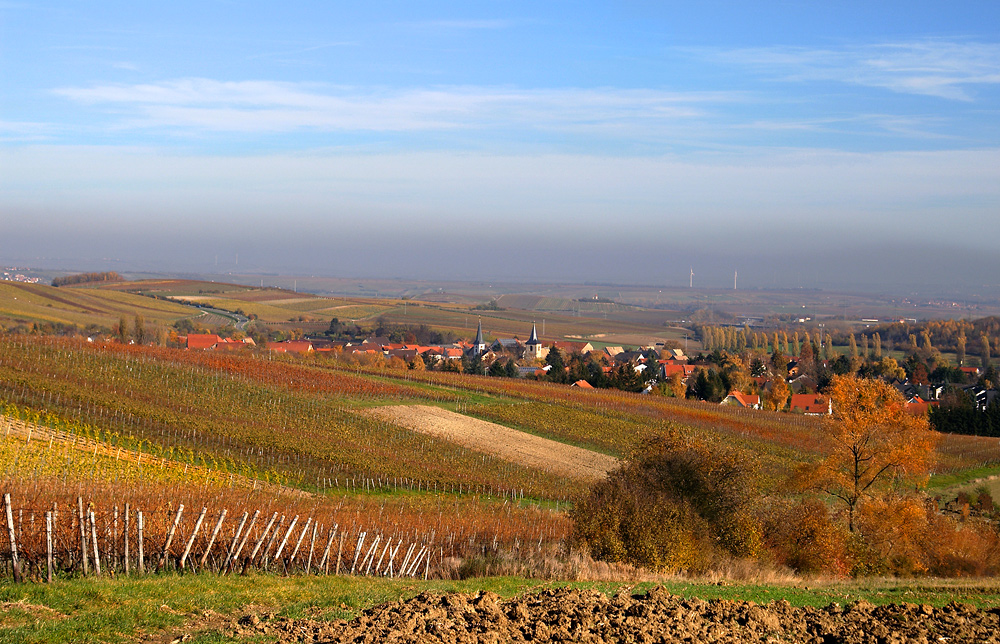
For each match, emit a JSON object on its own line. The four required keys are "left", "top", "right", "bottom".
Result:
{"left": 804, "top": 375, "right": 938, "bottom": 532}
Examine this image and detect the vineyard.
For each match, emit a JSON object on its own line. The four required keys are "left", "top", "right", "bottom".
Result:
{"left": 0, "top": 485, "right": 570, "bottom": 585}
{"left": 97, "top": 279, "right": 397, "bottom": 325}
{"left": 0, "top": 282, "right": 196, "bottom": 330}
{"left": 0, "top": 336, "right": 578, "bottom": 500}
{"left": 0, "top": 417, "right": 571, "bottom": 584}
{"left": 3, "top": 333, "right": 1000, "bottom": 588}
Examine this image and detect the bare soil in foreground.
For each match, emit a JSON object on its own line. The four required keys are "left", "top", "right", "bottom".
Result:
{"left": 174, "top": 586, "right": 1000, "bottom": 643}
{"left": 367, "top": 405, "right": 619, "bottom": 481}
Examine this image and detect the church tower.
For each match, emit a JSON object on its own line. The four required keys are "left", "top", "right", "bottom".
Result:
{"left": 472, "top": 318, "right": 487, "bottom": 356}
{"left": 524, "top": 322, "right": 542, "bottom": 360}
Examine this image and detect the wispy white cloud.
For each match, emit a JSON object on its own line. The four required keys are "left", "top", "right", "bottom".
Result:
{"left": 708, "top": 40, "right": 1000, "bottom": 100}
{"left": 738, "top": 113, "right": 955, "bottom": 140}
{"left": 112, "top": 61, "right": 140, "bottom": 71}
{"left": 0, "top": 120, "right": 53, "bottom": 142}
{"left": 53, "top": 79, "right": 736, "bottom": 133}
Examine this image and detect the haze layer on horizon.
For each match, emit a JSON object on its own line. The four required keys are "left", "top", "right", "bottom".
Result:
{"left": 2, "top": 2, "right": 999, "bottom": 295}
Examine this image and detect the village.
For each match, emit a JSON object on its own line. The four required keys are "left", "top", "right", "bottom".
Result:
{"left": 180, "top": 318, "right": 999, "bottom": 419}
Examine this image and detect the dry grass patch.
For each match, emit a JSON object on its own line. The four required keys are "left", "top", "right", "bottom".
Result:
{"left": 366, "top": 405, "right": 619, "bottom": 481}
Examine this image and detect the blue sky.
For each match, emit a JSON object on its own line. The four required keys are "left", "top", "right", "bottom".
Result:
{"left": 2, "top": 1, "right": 1000, "bottom": 291}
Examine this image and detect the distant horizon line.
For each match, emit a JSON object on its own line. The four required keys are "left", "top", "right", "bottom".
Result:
{"left": 6, "top": 263, "right": 1000, "bottom": 306}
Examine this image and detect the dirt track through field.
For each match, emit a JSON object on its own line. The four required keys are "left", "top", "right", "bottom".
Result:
{"left": 367, "top": 405, "right": 619, "bottom": 481}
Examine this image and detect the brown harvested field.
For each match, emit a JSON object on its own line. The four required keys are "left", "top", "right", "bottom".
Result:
{"left": 218, "top": 586, "right": 1000, "bottom": 644}
{"left": 367, "top": 405, "right": 619, "bottom": 481}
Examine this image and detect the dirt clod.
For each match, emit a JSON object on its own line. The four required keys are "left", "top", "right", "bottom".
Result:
{"left": 181, "top": 586, "right": 1000, "bottom": 643}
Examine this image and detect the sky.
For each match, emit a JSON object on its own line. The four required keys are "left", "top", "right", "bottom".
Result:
{"left": 2, "top": 1, "right": 1000, "bottom": 293}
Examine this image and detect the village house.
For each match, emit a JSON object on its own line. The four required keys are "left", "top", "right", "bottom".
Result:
{"left": 186, "top": 333, "right": 222, "bottom": 350}
{"left": 490, "top": 337, "right": 521, "bottom": 353}
{"left": 660, "top": 363, "right": 698, "bottom": 381}
{"left": 186, "top": 333, "right": 255, "bottom": 350}
{"left": 268, "top": 340, "right": 314, "bottom": 354}
{"left": 789, "top": 393, "right": 832, "bottom": 415}
{"left": 720, "top": 391, "right": 760, "bottom": 409}
{"left": 904, "top": 395, "right": 938, "bottom": 415}
{"left": 550, "top": 340, "right": 594, "bottom": 355}
{"left": 603, "top": 346, "right": 625, "bottom": 359}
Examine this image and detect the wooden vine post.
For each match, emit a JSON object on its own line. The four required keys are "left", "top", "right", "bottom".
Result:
{"left": 272, "top": 515, "right": 298, "bottom": 568}
{"left": 123, "top": 503, "right": 130, "bottom": 575}
{"left": 223, "top": 512, "right": 249, "bottom": 570}
{"left": 180, "top": 507, "right": 208, "bottom": 570}
{"left": 137, "top": 511, "right": 145, "bottom": 573}
{"left": 319, "top": 524, "right": 337, "bottom": 574}
{"left": 158, "top": 505, "right": 184, "bottom": 572}
{"left": 288, "top": 517, "right": 313, "bottom": 570}
{"left": 228, "top": 510, "right": 259, "bottom": 572}
{"left": 45, "top": 511, "right": 53, "bottom": 583}
{"left": 248, "top": 512, "right": 279, "bottom": 568}
{"left": 200, "top": 509, "right": 227, "bottom": 571}
{"left": 112, "top": 506, "right": 119, "bottom": 571}
{"left": 77, "top": 497, "right": 88, "bottom": 575}
{"left": 4, "top": 494, "right": 21, "bottom": 583}
{"left": 89, "top": 510, "right": 101, "bottom": 576}
{"left": 306, "top": 522, "right": 318, "bottom": 574}
{"left": 335, "top": 532, "right": 345, "bottom": 576}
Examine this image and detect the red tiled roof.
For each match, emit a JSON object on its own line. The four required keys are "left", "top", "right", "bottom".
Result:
{"left": 551, "top": 341, "right": 593, "bottom": 354}
{"left": 187, "top": 334, "right": 222, "bottom": 350}
{"left": 571, "top": 379, "right": 594, "bottom": 389}
{"left": 723, "top": 391, "right": 760, "bottom": 408}
{"left": 790, "top": 394, "right": 831, "bottom": 415}
{"left": 268, "top": 340, "right": 314, "bottom": 354}
{"left": 662, "top": 364, "right": 698, "bottom": 378}
{"left": 906, "top": 399, "right": 938, "bottom": 415}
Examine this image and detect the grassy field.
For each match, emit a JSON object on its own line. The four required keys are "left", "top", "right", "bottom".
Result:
{"left": 3, "top": 574, "right": 1000, "bottom": 644}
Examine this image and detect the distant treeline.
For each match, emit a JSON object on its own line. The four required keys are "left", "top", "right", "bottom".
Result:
{"left": 929, "top": 395, "right": 1000, "bottom": 437}
{"left": 51, "top": 271, "right": 122, "bottom": 287}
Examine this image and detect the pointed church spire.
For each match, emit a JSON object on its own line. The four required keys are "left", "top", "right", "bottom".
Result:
{"left": 525, "top": 321, "right": 542, "bottom": 360}
{"left": 475, "top": 318, "right": 485, "bottom": 346}
{"left": 470, "top": 317, "right": 486, "bottom": 356}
